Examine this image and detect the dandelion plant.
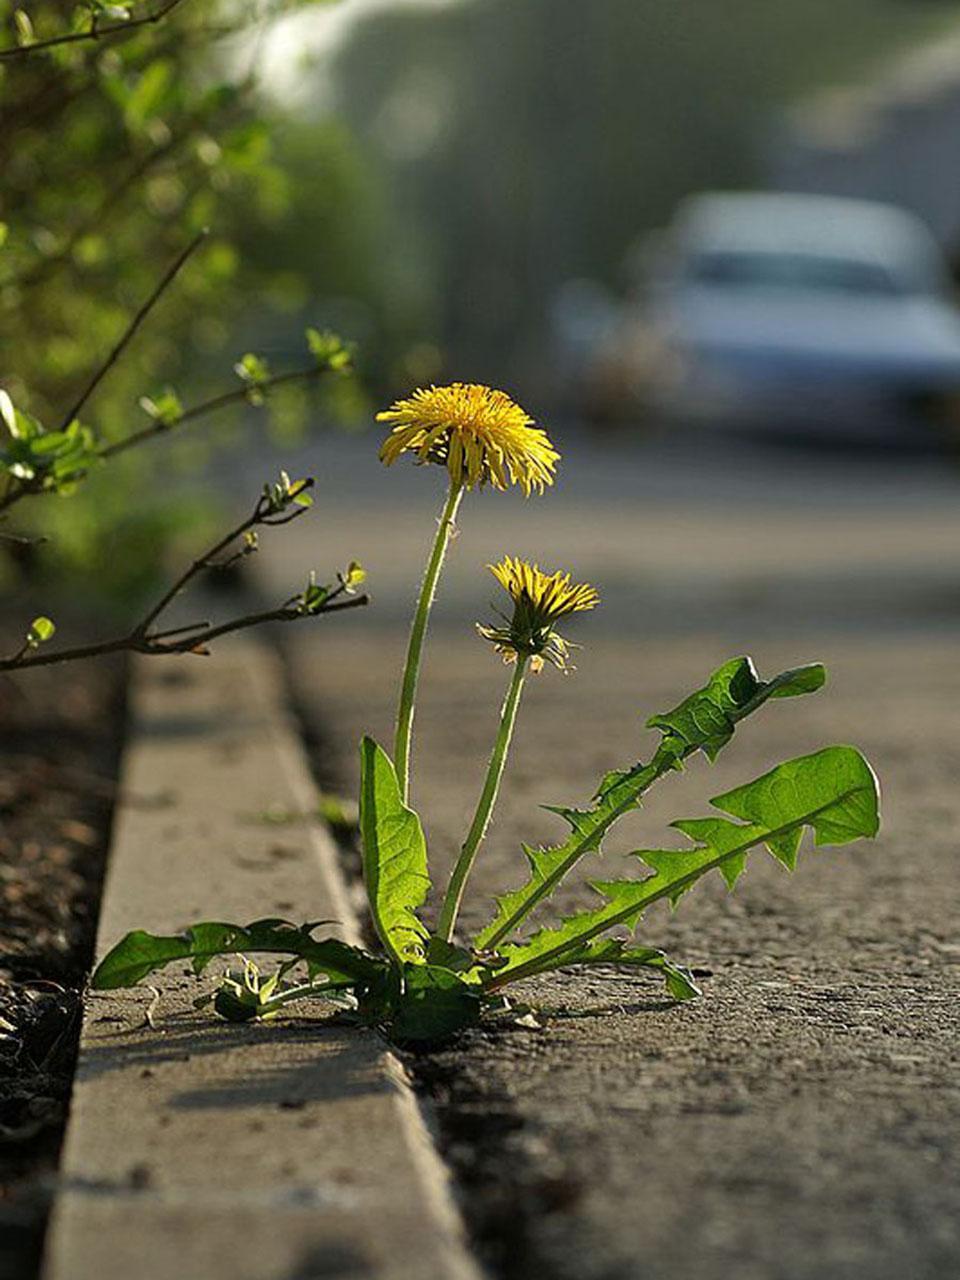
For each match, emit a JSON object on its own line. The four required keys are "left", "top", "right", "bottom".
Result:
{"left": 93, "top": 384, "right": 881, "bottom": 1041}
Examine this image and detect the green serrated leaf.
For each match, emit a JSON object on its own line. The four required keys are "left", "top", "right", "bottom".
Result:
{"left": 513, "top": 936, "right": 701, "bottom": 1001}
{"left": 91, "top": 919, "right": 381, "bottom": 990}
{"left": 646, "top": 656, "right": 826, "bottom": 763}
{"left": 482, "top": 746, "right": 880, "bottom": 989}
{"left": 474, "top": 657, "right": 828, "bottom": 951}
{"left": 359, "top": 737, "right": 430, "bottom": 965}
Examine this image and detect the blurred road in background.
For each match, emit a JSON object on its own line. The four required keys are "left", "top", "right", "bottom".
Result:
{"left": 244, "top": 422, "right": 960, "bottom": 640}
{"left": 239, "top": 424, "right": 960, "bottom": 1279}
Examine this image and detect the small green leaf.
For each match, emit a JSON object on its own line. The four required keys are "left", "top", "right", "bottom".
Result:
{"left": 306, "top": 328, "right": 353, "bottom": 372}
{"left": 213, "top": 985, "right": 263, "bottom": 1022}
{"left": 139, "top": 388, "right": 183, "bottom": 428}
{"left": 358, "top": 737, "right": 430, "bottom": 965}
{"left": 297, "top": 571, "right": 331, "bottom": 615}
{"left": 424, "top": 936, "right": 479, "bottom": 972}
{"left": 235, "top": 352, "right": 270, "bottom": 385}
{"left": 14, "top": 9, "right": 34, "bottom": 44}
{"left": 264, "top": 471, "right": 313, "bottom": 514}
{"left": 124, "top": 60, "right": 174, "bottom": 133}
{"left": 27, "top": 616, "right": 56, "bottom": 647}
{"left": 340, "top": 561, "right": 366, "bottom": 593}
{"left": 0, "top": 391, "right": 13, "bottom": 435}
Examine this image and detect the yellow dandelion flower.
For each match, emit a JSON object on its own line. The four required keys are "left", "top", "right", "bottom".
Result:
{"left": 478, "top": 555, "right": 599, "bottom": 671}
{"left": 377, "top": 383, "right": 559, "bottom": 495}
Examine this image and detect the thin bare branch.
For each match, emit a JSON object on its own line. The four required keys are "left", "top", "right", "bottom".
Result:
{"left": 136, "top": 478, "right": 314, "bottom": 633}
{"left": 1, "top": 478, "right": 368, "bottom": 673}
{"left": 0, "top": 595, "right": 367, "bottom": 671}
{"left": 100, "top": 365, "right": 330, "bottom": 460}
{"left": 0, "top": 359, "right": 337, "bottom": 519}
{"left": 57, "top": 228, "right": 208, "bottom": 432}
{"left": 0, "top": 0, "right": 190, "bottom": 62}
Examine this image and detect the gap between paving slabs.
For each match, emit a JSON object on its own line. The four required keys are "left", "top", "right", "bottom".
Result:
{"left": 41, "top": 640, "right": 483, "bottom": 1280}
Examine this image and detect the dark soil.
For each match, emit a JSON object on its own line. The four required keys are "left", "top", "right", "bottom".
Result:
{"left": 0, "top": 657, "right": 126, "bottom": 1280}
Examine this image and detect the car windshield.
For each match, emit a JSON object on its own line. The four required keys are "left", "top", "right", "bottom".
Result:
{"left": 685, "top": 249, "right": 913, "bottom": 297}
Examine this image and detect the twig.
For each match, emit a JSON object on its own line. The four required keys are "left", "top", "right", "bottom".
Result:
{"left": 0, "top": 480, "right": 369, "bottom": 673}
{"left": 0, "top": 478, "right": 41, "bottom": 515}
{"left": 0, "top": 529, "right": 45, "bottom": 545}
{"left": 0, "top": 594, "right": 368, "bottom": 672}
{"left": 135, "top": 478, "right": 306, "bottom": 632}
{"left": 100, "top": 365, "right": 330, "bottom": 460}
{"left": 0, "top": 360, "right": 332, "bottom": 519}
{"left": 0, "top": 0, "right": 190, "bottom": 62}
{"left": 57, "top": 228, "right": 208, "bottom": 432}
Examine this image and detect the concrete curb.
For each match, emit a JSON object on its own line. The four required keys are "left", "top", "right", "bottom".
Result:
{"left": 42, "top": 642, "right": 483, "bottom": 1280}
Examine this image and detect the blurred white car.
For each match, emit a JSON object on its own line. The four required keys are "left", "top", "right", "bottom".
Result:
{"left": 646, "top": 191, "right": 960, "bottom": 435}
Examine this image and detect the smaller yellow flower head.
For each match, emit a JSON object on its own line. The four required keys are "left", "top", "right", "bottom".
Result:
{"left": 489, "top": 556, "right": 600, "bottom": 622}
{"left": 479, "top": 556, "right": 599, "bottom": 671}
{"left": 377, "top": 383, "right": 559, "bottom": 496}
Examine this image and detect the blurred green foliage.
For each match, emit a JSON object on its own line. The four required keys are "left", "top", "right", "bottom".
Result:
{"left": 3, "top": 0, "right": 956, "bottom": 603}
{"left": 0, "top": 0, "right": 377, "bottom": 604}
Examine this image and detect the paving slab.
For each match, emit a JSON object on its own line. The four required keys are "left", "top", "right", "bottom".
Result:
{"left": 42, "top": 643, "right": 482, "bottom": 1280}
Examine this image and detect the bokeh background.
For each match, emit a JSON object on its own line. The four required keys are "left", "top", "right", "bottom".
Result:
{"left": 5, "top": 0, "right": 960, "bottom": 607}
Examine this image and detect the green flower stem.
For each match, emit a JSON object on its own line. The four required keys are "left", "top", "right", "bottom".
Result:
{"left": 437, "top": 654, "right": 529, "bottom": 942}
{"left": 394, "top": 479, "right": 464, "bottom": 802}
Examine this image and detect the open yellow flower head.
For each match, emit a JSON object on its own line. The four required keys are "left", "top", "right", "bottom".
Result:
{"left": 478, "top": 555, "right": 599, "bottom": 671}
{"left": 377, "top": 383, "right": 559, "bottom": 495}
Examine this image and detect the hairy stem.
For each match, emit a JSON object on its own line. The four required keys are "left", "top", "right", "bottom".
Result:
{"left": 393, "top": 479, "right": 463, "bottom": 802}
{"left": 437, "top": 655, "right": 529, "bottom": 942}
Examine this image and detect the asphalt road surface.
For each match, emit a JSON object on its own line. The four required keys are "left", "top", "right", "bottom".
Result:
{"left": 242, "top": 424, "right": 959, "bottom": 1280}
